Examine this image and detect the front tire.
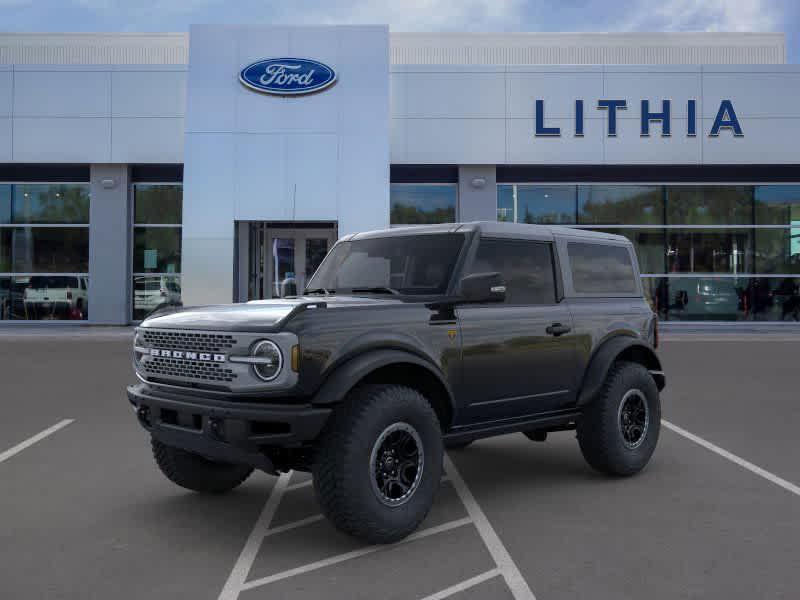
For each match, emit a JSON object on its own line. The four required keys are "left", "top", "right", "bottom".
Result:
{"left": 312, "top": 384, "right": 443, "bottom": 544}
{"left": 577, "top": 361, "right": 660, "bottom": 476}
{"left": 151, "top": 438, "right": 253, "bottom": 493}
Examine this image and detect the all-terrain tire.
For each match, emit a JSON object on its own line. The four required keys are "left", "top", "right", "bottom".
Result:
{"left": 312, "top": 384, "right": 443, "bottom": 544}
{"left": 577, "top": 361, "right": 660, "bottom": 476}
{"left": 151, "top": 438, "right": 253, "bottom": 493}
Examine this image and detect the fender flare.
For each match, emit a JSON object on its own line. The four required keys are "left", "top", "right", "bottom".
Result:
{"left": 311, "top": 348, "right": 456, "bottom": 415}
{"left": 577, "top": 336, "right": 665, "bottom": 406}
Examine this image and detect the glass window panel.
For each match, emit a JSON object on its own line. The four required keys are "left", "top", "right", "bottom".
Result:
{"left": 1, "top": 227, "right": 89, "bottom": 273}
{"left": 305, "top": 238, "right": 329, "bottom": 279}
{"left": 132, "top": 275, "right": 182, "bottom": 320}
{"left": 134, "top": 184, "right": 183, "bottom": 225}
{"left": 497, "top": 185, "right": 514, "bottom": 222}
{"left": 390, "top": 184, "right": 456, "bottom": 225}
{"left": 6, "top": 184, "right": 90, "bottom": 224}
{"left": 133, "top": 227, "right": 181, "bottom": 273}
{"left": 468, "top": 239, "right": 557, "bottom": 305}
{"left": 515, "top": 185, "right": 575, "bottom": 224}
{"left": 666, "top": 186, "right": 753, "bottom": 225}
{"left": 272, "top": 238, "right": 296, "bottom": 297}
{"left": 754, "top": 185, "right": 800, "bottom": 225}
{"left": 0, "top": 275, "right": 89, "bottom": 321}
{"left": 663, "top": 277, "right": 749, "bottom": 321}
{"left": 0, "top": 185, "right": 10, "bottom": 223}
{"left": 755, "top": 228, "right": 800, "bottom": 274}
{"left": 589, "top": 228, "right": 665, "bottom": 274}
{"left": 666, "top": 229, "right": 753, "bottom": 274}
{"left": 568, "top": 242, "right": 637, "bottom": 294}
{"left": 757, "top": 277, "right": 800, "bottom": 321}
{"left": 641, "top": 278, "right": 669, "bottom": 320}
{"left": 578, "top": 185, "right": 663, "bottom": 225}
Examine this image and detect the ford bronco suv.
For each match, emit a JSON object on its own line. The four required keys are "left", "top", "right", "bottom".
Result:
{"left": 127, "top": 222, "right": 665, "bottom": 543}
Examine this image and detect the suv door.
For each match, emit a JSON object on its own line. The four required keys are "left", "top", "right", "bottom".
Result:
{"left": 454, "top": 237, "right": 578, "bottom": 424}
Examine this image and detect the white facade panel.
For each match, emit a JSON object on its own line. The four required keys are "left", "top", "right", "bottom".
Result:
{"left": 183, "top": 132, "right": 235, "bottom": 238}
{"left": 0, "top": 118, "right": 11, "bottom": 160}
{"left": 603, "top": 70, "right": 701, "bottom": 119}
{"left": 183, "top": 27, "right": 238, "bottom": 134}
{"left": 403, "top": 118, "right": 504, "bottom": 164}
{"left": 702, "top": 118, "right": 799, "bottom": 164}
{"left": 701, "top": 71, "right": 800, "bottom": 118}
{"left": 606, "top": 118, "right": 702, "bottom": 164}
{"left": 286, "top": 133, "right": 339, "bottom": 221}
{"left": 0, "top": 69, "right": 11, "bottom": 117}
{"left": 13, "top": 70, "right": 110, "bottom": 117}
{"left": 234, "top": 133, "right": 286, "bottom": 221}
{"left": 506, "top": 70, "right": 603, "bottom": 119}
{"left": 507, "top": 117, "right": 605, "bottom": 164}
{"left": 111, "top": 70, "right": 185, "bottom": 116}
{"left": 402, "top": 71, "right": 505, "bottom": 118}
{"left": 13, "top": 117, "right": 111, "bottom": 162}
{"left": 111, "top": 117, "right": 184, "bottom": 163}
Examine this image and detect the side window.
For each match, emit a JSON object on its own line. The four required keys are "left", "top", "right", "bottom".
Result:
{"left": 568, "top": 242, "right": 637, "bottom": 294}
{"left": 468, "top": 238, "right": 557, "bottom": 305}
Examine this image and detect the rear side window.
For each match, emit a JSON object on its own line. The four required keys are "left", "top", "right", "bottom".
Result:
{"left": 467, "top": 238, "right": 557, "bottom": 305}
{"left": 568, "top": 242, "right": 637, "bottom": 294}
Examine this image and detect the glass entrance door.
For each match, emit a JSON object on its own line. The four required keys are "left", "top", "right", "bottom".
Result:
{"left": 247, "top": 224, "right": 337, "bottom": 300}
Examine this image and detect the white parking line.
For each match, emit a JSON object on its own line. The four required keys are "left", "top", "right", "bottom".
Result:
{"left": 263, "top": 514, "right": 324, "bottom": 537}
{"left": 240, "top": 517, "right": 473, "bottom": 591}
{"left": 217, "top": 471, "right": 291, "bottom": 600}
{"left": 284, "top": 479, "right": 313, "bottom": 492}
{"left": 419, "top": 569, "right": 501, "bottom": 600}
{"left": 663, "top": 419, "right": 800, "bottom": 498}
{"left": 444, "top": 453, "right": 537, "bottom": 600}
{"left": 0, "top": 419, "right": 74, "bottom": 464}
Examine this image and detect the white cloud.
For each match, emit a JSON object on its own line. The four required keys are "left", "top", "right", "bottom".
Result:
{"left": 622, "top": 0, "right": 780, "bottom": 32}
{"left": 279, "top": 0, "right": 524, "bottom": 31}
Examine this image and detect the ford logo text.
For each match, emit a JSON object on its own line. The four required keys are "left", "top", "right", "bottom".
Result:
{"left": 239, "top": 58, "right": 337, "bottom": 96}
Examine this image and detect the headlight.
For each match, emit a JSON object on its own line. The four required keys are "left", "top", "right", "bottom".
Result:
{"left": 251, "top": 340, "right": 283, "bottom": 381}
{"left": 133, "top": 331, "right": 144, "bottom": 365}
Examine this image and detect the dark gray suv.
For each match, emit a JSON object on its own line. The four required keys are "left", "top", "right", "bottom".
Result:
{"left": 127, "top": 222, "right": 665, "bottom": 543}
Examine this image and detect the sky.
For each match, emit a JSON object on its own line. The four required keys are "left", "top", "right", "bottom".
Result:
{"left": 0, "top": 0, "right": 797, "bottom": 62}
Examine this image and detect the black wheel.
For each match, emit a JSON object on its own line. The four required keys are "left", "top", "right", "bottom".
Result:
{"left": 312, "top": 384, "right": 443, "bottom": 544}
{"left": 445, "top": 439, "right": 473, "bottom": 450}
{"left": 151, "top": 438, "right": 253, "bottom": 493}
{"left": 577, "top": 361, "right": 660, "bottom": 476}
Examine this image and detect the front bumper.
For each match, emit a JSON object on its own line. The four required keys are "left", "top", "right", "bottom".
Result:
{"left": 127, "top": 383, "right": 331, "bottom": 473}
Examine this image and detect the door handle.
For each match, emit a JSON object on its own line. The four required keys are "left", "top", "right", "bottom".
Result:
{"left": 546, "top": 323, "right": 571, "bottom": 336}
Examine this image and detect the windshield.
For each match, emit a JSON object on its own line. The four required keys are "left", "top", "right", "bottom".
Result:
{"left": 307, "top": 233, "right": 466, "bottom": 296}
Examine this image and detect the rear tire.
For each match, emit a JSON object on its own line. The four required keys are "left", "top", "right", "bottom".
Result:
{"left": 151, "top": 438, "right": 253, "bottom": 493}
{"left": 577, "top": 361, "right": 660, "bottom": 476}
{"left": 313, "top": 384, "right": 443, "bottom": 544}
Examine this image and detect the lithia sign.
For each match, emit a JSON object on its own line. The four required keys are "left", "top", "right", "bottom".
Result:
{"left": 535, "top": 99, "right": 743, "bottom": 138}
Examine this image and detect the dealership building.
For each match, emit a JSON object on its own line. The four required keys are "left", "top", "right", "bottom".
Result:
{"left": 0, "top": 27, "right": 799, "bottom": 324}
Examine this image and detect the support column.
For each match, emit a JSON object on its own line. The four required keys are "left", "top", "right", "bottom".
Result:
{"left": 88, "top": 164, "right": 130, "bottom": 324}
{"left": 457, "top": 166, "right": 497, "bottom": 222}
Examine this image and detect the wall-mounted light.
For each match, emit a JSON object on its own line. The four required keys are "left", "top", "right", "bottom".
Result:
{"left": 101, "top": 178, "right": 116, "bottom": 189}
{"left": 470, "top": 177, "right": 487, "bottom": 189}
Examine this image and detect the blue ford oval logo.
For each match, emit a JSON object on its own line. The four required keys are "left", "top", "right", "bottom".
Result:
{"left": 239, "top": 58, "right": 337, "bottom": 96}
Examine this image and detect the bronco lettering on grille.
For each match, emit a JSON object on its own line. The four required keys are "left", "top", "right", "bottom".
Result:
{"left": 149, "top": 349, "right": 227, "bottom": 362}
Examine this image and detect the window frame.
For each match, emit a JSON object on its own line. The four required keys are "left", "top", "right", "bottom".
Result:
{"left": 464, "top": 235, "right": 560, "bottom": 307}
{"left": 130, "top": 182, "right": 183, "bottom": 322}
{"left": 0, "top": 181, "right": 90, "bottom": 323}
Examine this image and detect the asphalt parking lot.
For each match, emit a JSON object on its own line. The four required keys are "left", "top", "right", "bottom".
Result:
{"left": 2, "top": 329, "right": 799, "bottom": 599}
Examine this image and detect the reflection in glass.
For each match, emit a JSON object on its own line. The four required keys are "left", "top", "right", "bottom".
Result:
{"left": 762, "top": 277, "right": 800, "bottom": 321}
{"left": 590, "top": 229, "right": 665, "bottom": 274}
{"left": 134, "top": 185, "right": 183, "bottom": 225}
{"left": 658, "top": 277, "right": 748, "bottom": 321}
{"left": 578, "top": 185, "right": 662, "bottom": 225}
{"left": 568, "top": 242, "right": 637, "bottom": 294}
{"left": 132, "top": 275, "right": 182, "bottom": 320}
{"left": 666, "top": 229, "right": 753, "bottom": 274}
{"left": 755, "top": 228, "right": 800, "bottom": 274}
{"left": 1, "top": 184, "right": 90, "bottom": 224}
{"left": 1, "top": 228, "right": 89, "bottom": 273}
{"left": 390, "top": 184, "right": 457, "bottom": 225}
{"left": 516, "top": 185, "right": 575, "bottom": 224}
{"left": 133, "top": 227, "right": 181, "bottom": 273}
{"left": 497, "top": 185, "right": 514, "bottom": 222}
{"left": 666, "top": 186, "right": 752, "bottom": 225}
{"left": 754, "top": 185, "right": 800, "bottom": 225}
{"left": 0, "top": 275, "right": 88, "bottom": 320}
{"left": 305, "top": 238, "right": 328, "bottom": 279}
{"left": 272, "top": 238, "right": 296, "bottom": 297}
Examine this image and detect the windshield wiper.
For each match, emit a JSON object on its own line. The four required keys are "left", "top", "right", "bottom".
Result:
{"left": 349, "top": 286, "right": 400, "bottom": 295}
{"left": 305, "top": 287, "right": 335, "bottom": 295}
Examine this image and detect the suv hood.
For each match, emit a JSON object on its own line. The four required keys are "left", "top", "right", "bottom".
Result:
{"left": 140, "top": 295, "right": 405, "bottom": 332}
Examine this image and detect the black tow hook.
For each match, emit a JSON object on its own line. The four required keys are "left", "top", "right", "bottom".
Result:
{"left": 208, "top": 417, "right": 225, "bottom": 441}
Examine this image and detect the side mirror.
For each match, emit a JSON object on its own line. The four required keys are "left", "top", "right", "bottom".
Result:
{"left": 459, "top": 272, "right": 506, "bottom": 303}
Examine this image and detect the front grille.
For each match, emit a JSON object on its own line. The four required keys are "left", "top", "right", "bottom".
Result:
{"left": 142, "top": 329, "right": 237, "bottom": 353}
{"left": 145, "top": 356, "right": 238, "bottom": 383}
